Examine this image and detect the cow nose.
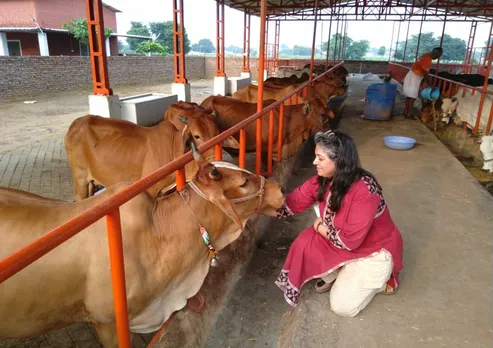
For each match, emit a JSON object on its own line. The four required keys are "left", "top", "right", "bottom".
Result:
{"left": 280, "top": 186, "right": 285, "bottom": 194}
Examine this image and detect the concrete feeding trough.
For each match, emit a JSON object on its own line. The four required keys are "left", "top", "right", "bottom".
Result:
{"left": 227, "top": 76, "right": 252, "bottom": 95}
{"left": 119, "top": 93, "right": 178, "bottom": 126}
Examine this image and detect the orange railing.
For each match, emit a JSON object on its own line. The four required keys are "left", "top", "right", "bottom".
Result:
{"left": 389, "top": 62, "right": 493, "bottom": 135}
{"left": 0, "top": 62, "right": 344, "bottom": 347}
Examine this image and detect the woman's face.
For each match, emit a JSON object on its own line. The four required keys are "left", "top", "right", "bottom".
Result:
{"left": 313, "top": 144, "right": 336, "bottom": 178}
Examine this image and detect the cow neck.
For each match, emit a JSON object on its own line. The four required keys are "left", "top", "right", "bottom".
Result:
{"left": 171, "top": 162, "right": 266, "bottom": 267}
{"left": 178, "top": 186, "right": 219, "bottom": 267}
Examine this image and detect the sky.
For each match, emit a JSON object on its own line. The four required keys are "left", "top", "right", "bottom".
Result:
{"left": 103, "top": 0, "right": 492, "bottom": 51}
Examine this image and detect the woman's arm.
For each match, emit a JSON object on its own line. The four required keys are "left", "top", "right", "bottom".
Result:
{"left": 316, "top": 189, "right": 381, "bottom": 250}
{"left": 273, "top": 176, "right": 319, "bottom": 219}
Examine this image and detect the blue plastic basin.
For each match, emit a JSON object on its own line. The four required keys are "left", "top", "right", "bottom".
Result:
{"left": 383, "top": 136, "right": 416, "bottom": 150}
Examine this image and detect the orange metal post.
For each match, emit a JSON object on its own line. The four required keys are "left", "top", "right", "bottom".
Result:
{"left": 256, "top": 0, "right": 267, "bottom": 175}
{"left": 267, "top": 109, "right": 275, "bottom": 175}
{"left": 106, "top": 209, "right": 131, "bottom": 348}
{"left": 274, "top": 20, "right": 281, "bottom": 73}
{"left": 85, "top": 0, "right": 112, "bottom": 96}
{"left": 294, "top": 93, "right": 299, "bottom": 104}
{"left": 463, "top": 21, "right": 477, "bottom": 74}
{"left": 173, "top": 0, "right": 187, "bottom": 84}
{"left": 216, "top": 0, "right": 225, "bottom": 77}
{"left": 215, "top": 143, "right": 223, "bottom": 160}
{"left": 474, "top": 21, "right": 493, "bottom": 134}
{"left": 433, "top": 9, "right": 447, "bottom": 86}
{"left": 176, "top": 169, "right": 186, "bottom": 190}
{"left": 277, "top": 103, "right": 285, "bottom": 162}
{"left": 239, "top": 129, "right": 246, "bottom": 168}
{"left": 309, "top": 0, "right": 319, "bottom": 82}
{"left": 325, "top": 17, "right": 333, "bottom": 70}
{"left": 242, "top": 11, "right": 251, "bottom": 73}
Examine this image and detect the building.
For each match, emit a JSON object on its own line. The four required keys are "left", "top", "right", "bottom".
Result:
{"left": 0, "top": 0, "right": 121, "bottom": 56}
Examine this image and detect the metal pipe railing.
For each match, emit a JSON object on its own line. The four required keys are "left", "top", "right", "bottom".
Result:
{"left": 0, "top": 62, "right": 345, "bottom": 346}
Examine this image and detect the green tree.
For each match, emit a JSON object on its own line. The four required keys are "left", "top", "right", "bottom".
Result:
{"left": 126, "top": 22, "right": 151, "bottom": 51}
{"left": 192, "top": 38, "right": 215, "bottom": 53}
{"left": 226, "top": 45, "right": 242, "bottom": 54}
{"left": 346, "top": 40, "right": 370, "bottom": 60}
{"left": 322, "top": 34, "right": 352, "bottom": 58}
{"left": 149, "top": 21, "right": 191, "bottom": 55}
{"left": 439, "top": 35, "right": 466, "bottom": 62}
{"left": 62, "top": 19, "right": 113, "bottom": 45}
{"left": 393, "top": 32, "right": 465, "bottom": 62}
{"left": 378, "top": 46, "right": 386, "bottom": 56}
{"left": 135, "top": 41, "right": 169, "bottom": 55}
{"left": 292, "top": 45, "right": 312, "bottom": 56}
{"left": 279, "top": 43, "right": 293, "bottom": 57}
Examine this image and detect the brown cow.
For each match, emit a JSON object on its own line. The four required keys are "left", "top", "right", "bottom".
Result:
{"left": 0, "top": 148, "right": 285, "bottom": 347}
{"left": 201, "top": 95, "right": 332, "bottom": 158}
{"left": 65, "top": 114, "right": 222, "bottom": 200}
{"left": 163, "top": 101, "right": 240, "bottom": 148}
{"left": 232, "top": 84, "right": 308, "bottom": 105}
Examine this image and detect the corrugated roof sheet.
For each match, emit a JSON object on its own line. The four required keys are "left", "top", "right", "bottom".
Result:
{"left": 220, "top": 0, "right": 493, "bottom": 21}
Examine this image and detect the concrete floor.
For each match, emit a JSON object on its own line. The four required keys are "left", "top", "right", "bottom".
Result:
{"left": 204, "top": 76, "right": 493, "bottom": 348}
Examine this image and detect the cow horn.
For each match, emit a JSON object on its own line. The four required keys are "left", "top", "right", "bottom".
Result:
{"left": 178, "top": 115, "right": 189, "bottom": 124}
{"left": 209, "top": 165, "right": 221, "bottom": 180}
{"left": 190, "top": 137, "right": 204, "bottom": 161}
{"left": 211, "top": 110, "right": 217, "bottom": 118}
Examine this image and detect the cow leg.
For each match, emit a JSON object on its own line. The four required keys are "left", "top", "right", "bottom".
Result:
{"left": 94, "top": 322, "right": 119, "bottom": 348}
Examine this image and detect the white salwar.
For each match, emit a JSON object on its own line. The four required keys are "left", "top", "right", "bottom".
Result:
{"left": 321, "top": 249, "right": 393, "bottom": 317}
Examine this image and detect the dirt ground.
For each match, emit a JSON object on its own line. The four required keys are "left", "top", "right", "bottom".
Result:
{"left": 0, "top": 78, "right": 214, "bottom": 155}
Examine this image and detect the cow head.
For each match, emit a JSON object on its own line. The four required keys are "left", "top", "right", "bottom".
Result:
{"left": 186, "top": 142, "right": 285, "bottom": 249}
{"left": 480, "top": 135, "right": 493, "bottom": 173}
{"left": 178, "top": 114, "right": 239, "bottom": 158}
{"left": 440, "top": 97, "right": 459, "bottom": 121}
{"left": 304, "top": 98, "right": 335, "bottom": 121}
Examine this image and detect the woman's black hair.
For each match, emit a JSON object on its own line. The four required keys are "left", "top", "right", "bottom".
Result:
{"left": 314, "top": 130, "right": 380, "bottom": 212}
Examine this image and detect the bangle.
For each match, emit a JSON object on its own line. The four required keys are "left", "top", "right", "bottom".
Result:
{"left": 316, "top": 221, "right": 323, "bottom": 232}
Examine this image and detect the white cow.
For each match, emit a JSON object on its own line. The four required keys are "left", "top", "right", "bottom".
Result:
{"left": 440, "top": 86, "right": 493, "bottom": 134}
{"left": 480, "top": 135, "right": 493, "bottom": 173}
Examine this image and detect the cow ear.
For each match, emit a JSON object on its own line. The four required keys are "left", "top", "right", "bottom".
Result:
{"left": 223, "top": 136, "right": 240, "bottom": 149}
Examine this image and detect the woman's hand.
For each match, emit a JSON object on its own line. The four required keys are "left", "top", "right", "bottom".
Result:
{"left": 313, "top": 217, "right": 327, "bottom": 237}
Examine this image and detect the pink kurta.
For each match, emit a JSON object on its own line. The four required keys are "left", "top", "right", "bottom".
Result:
{"left": 275, "top": 175, "right": 404, "bottom": 307}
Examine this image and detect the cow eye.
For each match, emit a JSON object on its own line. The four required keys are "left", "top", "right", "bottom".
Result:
{"left": 240, "top": 179, "right": 249, "bottom": 188}
{"left": 194, "top": 135, "right": 201, "bottom": 140}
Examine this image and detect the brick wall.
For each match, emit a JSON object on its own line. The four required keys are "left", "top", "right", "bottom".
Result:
{"left": 0, "top": 56, "right": 205, "bottom": 100}
{"left": 0, "top": 56, "right": 389, "bottom": 100}
{"left": 204, "top": 57, "right": 260, "bottom": 77}
{"left": 203, "top": 57, "right": 389, "bottom": 78}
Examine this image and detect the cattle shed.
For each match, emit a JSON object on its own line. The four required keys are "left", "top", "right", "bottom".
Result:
{"left": 1, "top": 0, "right": 493, "bottom": 348}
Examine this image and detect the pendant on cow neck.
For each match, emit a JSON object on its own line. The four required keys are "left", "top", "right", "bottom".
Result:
{"left": 210, "top": 252, "right": 218, "bottom": 267}
{"left": 200, "top": 226, "right": 218, "bottom": 267}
